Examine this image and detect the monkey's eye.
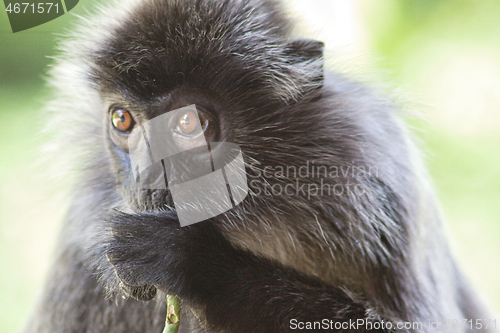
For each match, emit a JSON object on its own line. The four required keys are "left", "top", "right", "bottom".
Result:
{"left": 111, "top": 108, "right": 134, "bottom": 132}
{"left": 172, "top": 108, "right": 217, "bottom": 152}
{"left": 175, "top": 110, "right": 208, "bottom": 138}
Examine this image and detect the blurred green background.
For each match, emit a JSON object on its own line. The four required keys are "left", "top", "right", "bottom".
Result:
{"left": 1, "top": 0, "right": 499, "bottom": 332}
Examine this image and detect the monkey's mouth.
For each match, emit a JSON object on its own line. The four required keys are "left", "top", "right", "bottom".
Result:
{"left": 133, "top": 189, "right": 175, "bottom": 212}
{"left": 125, "top": 158, "right": 175, "bottom": 212}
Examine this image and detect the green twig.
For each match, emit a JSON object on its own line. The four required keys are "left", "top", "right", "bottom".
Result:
{"left": 162, "top": 295, "right": 181, "bottom": 333}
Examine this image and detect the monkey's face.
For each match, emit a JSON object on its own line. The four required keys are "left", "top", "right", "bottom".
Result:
{"left": 89, "top": 0, "right": 327, "bottom": 223}
{"left": 104, "top": 90, "right": 223, "bottom": 212}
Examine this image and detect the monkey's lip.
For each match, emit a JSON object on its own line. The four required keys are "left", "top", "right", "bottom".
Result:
{"left": 125, "top": 204, "right": 179, "bottom": 219}
{"left": 120, "top": 189, "right": 177, "bottom": 215}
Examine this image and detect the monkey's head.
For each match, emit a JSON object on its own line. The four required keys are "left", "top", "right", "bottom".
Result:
{"left": 60, "top": 0, "right": 337, "bottom": 223}
{"left": 52, "top": 0, "right": 404, "bottom": 252}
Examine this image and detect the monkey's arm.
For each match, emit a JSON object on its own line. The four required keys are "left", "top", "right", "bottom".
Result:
{"left": 106, "top": 212, "right": 386, "bottom": 333}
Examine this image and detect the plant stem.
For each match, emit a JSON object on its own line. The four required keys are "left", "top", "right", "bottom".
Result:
{"left": 162, "top": 295, "right": 181, "bottom": 333}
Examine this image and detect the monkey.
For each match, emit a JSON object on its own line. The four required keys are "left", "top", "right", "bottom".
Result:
{"left": 23, "top": 0, "right": 496, "bottom": 332}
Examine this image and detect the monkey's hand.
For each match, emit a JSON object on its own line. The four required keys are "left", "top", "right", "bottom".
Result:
{"left": 105, "top": 211, "right": 233, "bottom": 302}
{"left": 105, "top": 211, "right": 383, "bottom": 332}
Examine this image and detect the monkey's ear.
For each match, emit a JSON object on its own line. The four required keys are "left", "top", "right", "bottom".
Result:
{"left": 283, "top": 39, "right": 325, "bottom": 96}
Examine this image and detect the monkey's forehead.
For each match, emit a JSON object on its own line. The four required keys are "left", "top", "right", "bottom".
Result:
{"left": 86, "top": 0, "right": 294, "bottom": 102}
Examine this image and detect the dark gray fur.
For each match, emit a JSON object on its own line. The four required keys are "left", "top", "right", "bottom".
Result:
{"left": 23, "top": 0, "right": 495, "bottom": 332}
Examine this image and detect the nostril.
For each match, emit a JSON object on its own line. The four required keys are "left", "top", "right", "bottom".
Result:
{"left": 152, "top": 190, "right": 162, "bottom": 202}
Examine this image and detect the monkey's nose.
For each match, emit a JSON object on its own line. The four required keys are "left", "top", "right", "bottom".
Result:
{"left": 135, "top": 162, "right": 167, "bottom": 190}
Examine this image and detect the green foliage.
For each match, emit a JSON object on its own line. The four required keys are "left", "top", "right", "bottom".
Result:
{"left": 0, "top": 0, "right": 98, "bottom": 85}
